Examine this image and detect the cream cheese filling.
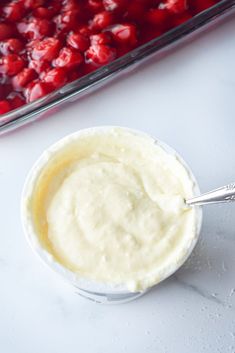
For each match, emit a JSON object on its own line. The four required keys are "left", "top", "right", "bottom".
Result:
{"left": 31, "top": 128, "right": 196, "bottom": 291}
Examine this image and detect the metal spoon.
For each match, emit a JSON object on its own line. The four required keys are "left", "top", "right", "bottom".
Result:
{"left": 186, "top": 183, "right": 235, "bottom": 206}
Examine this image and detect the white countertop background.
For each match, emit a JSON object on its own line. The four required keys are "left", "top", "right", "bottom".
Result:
{"left": 1, "top": 13, "right": 235, "bottom": 353}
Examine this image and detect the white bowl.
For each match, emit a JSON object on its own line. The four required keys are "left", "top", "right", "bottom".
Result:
{"left": 21, "top": 126, "right": 202, "bottom": 304}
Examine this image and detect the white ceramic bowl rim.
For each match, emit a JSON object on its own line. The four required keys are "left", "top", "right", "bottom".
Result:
{"left": 21, "top": 126, "right": 202, "bottom": 295}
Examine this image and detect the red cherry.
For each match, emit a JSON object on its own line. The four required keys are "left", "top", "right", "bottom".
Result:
{"left": 78, "top": 26, "right": 93, "bottom": 37}
{"left": 124, "top": 1, "right": 146, "bottom": 22}
{"left": 164, "top": 0, "right": 188, "bottom": 14}
{"left": 0, "top": 54, "right": 26, "bottom": 76}
{"left": 90, "top": 32, "right": 112, "bottom": 45}
{"left": 91, "top": 11, "right": 114, "bottom": 30}
{"left": 0, "top": 24, "right": 15, "bottom": 41}
{"left": 3, "top": 1, "right": 25, "bottom": 22}
{"left": 53, "top": 47, "right": 83, "bottom": 69}
{"left": 54, "top": 11, "right": 79, "bottom": 31}
{"left": 8, "top": 92, "right": 26, "bottom": 109}
{"left": 68, "top": 69, "right": 83, "bottom": 82}
{"left": 62, "top": 0, "right": 81, "bottom": 12}
{"left": 26, "top": 39, "right": 40, "bottom": 52}
{"left": 24, "top": 81, "right": 53, "bottom": 103}
{"left": 28, "top": 60, "right": 51, "bottom": 75}
{"left": 0, "top": 39, "right": 24, "bottom": 55}
{"left": 33, "top": 7, "right": 56, "bottom": 19}
{"left": 24, "top": 0, "right": 46, "bottom": 9}
{"left": 193, "top": 0, "right": 216, "bottom": 12}
{"left": 0, "top": 84, "right": 12, "bottom": 100}
{"left": 43, "top": 68, "right": 67, "bottom": 88}
{"left": 17, "top": 18, "right": 53, "bottom": 40}
{"left": 142, "top": 0, "right": 158, "bottom": 5}
{"left": 103, "top": 0, "right": 127, "bottom": 12}
{"left": 31, "top": 37, "right": 61, "bottom": 61}
{"left": 67, "top": 33, "right": 90, "bottom": 52}
{"left": 34, "top": 0, "right": 62, "bottom": 17}
{"left": 110, "top": 24, "right": 137, "bottom": 46}
{"left": 86, "top": 44, "right": 116, "bottom": 65}
{"left": 87, "top": 0, "right": 104, "bottom": 13}
{"left": 145, "top": 8, "right": 169, "bottom": 28}
{"left": 0, "top": 100, "right": 11, "bottom": 114}
{"left": 12, "top": 68, "right": 38, "bottom": 91}
{"left": 173, "top": 11, "right": 192, "bottom": 25}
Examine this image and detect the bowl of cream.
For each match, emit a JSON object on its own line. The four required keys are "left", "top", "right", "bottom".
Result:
{"left": 21, "top": 127, "right": 202, "bottom": 303}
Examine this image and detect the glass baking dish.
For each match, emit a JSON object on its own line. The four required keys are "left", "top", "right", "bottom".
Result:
{"left": 0, "top": 0, "right": 234, "bottom": 135}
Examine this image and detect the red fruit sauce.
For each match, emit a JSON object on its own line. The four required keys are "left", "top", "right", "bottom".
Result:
{"left": 0, "top": 0, "right": 220, "bottom": 114}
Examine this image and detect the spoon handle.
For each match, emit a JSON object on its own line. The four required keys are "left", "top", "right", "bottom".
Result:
{"left": 186, "top": 183, "right": 235, "bottom": 206}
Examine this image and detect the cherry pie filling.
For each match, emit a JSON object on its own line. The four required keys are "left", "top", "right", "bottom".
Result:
{"left": 0, "top": 0, "right": 219, "bottom": 114}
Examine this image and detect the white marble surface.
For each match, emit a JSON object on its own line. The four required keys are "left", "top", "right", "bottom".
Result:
{"left": 1, "top": 14, "right": 235, "bottom": 353}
